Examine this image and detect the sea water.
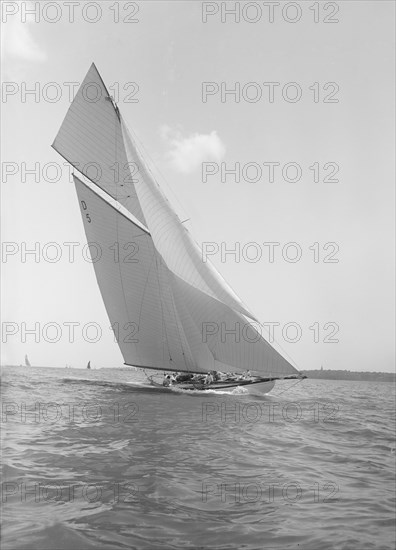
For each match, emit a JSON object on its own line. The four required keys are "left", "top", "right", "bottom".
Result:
{"left": 1, "top": 366, "right": 395, "bottom": 550}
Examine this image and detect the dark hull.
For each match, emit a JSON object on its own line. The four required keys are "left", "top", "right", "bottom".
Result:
{"left": 148, "top": 376, "right": 277, "bottom": 393}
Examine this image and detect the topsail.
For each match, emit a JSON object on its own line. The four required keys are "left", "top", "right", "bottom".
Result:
{"left": 53, "top": 63, "right": 300, "bottom": 378}
{"left": 52, "top": 63, "right": 146, "bottom": 225}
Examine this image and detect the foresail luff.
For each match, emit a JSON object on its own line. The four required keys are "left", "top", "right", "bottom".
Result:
{"left": 54, "top": 63, "right": 300, "bottom": 377}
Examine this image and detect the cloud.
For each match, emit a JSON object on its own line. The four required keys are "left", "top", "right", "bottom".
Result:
{"left": 160, "top": 125, "right": 226, "bottom": 174}
{"left": 2, "top": 4, "right": 47, "bottom": 63}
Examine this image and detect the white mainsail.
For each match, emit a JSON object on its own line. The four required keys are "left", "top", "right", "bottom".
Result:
{"left": 74, "top": 175, "right": 201, "bottom": 372}
{"left": 53, "top": 64, "right": 300, "bottom": 377}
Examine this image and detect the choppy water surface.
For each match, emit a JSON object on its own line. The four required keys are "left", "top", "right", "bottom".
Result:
{"left": 1, "top": 366, "right": 395, "bottom": 550}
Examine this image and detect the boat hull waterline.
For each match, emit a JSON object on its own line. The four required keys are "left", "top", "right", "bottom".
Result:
{"left": 148, "top": 376, "right": 276, "bottom": 394}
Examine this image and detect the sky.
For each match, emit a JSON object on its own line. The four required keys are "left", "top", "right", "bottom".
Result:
{"left": 1, "top": 0, "right": 395, "bottom": 372}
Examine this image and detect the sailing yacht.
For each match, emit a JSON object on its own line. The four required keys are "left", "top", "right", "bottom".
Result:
{"left": 52, "top": 63, "right": 305, "bottom": 394}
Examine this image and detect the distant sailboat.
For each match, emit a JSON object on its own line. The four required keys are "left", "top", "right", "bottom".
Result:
{"left": 25, "top": 355, "right": 31, "bottom": 367}
{"left": 87, "top": 361, "right": 91, "bottom": 370}
{"left": 52, "top": 63, "right": 305, "bottom": 394}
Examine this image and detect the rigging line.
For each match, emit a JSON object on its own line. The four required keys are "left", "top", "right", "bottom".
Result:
{"left": 273, "top": 377, "right": 304, "bottom": 397}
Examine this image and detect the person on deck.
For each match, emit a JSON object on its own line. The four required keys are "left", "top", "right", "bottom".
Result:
{"left": 163, "top": 374, "right": 172, "bottom": 387}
